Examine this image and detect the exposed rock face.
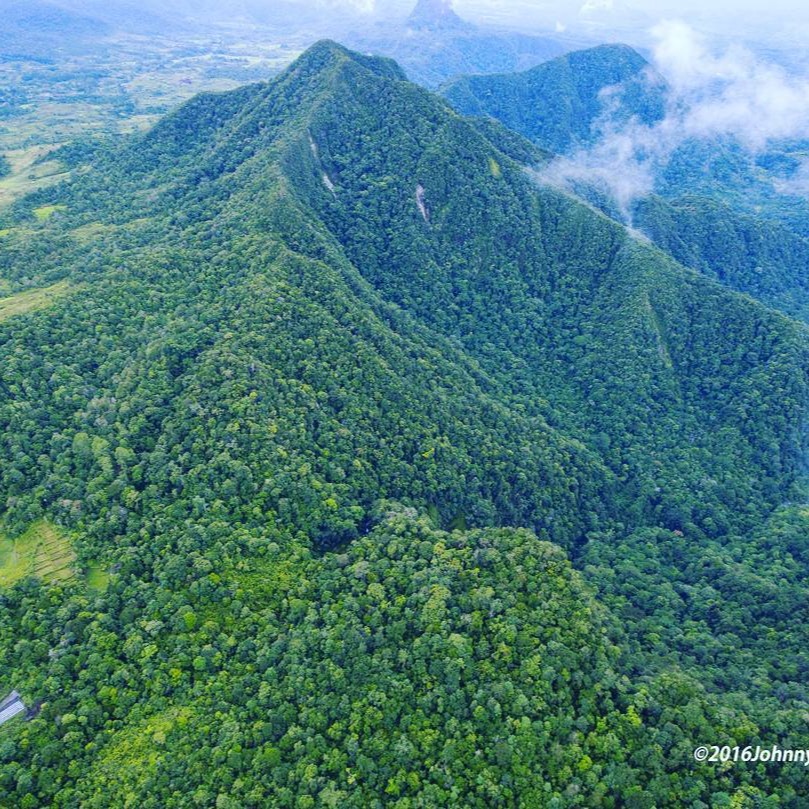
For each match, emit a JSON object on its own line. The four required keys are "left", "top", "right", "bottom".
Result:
{"left": 407, "top": 0, "right": 466, "bottom": 30}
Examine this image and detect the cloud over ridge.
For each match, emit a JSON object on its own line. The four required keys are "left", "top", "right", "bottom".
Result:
{"left": 535, "top": 21, "right": 809, "bottom": 219}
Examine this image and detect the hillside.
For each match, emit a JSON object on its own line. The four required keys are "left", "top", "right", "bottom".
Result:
{"left": 1, "top": 41, "right": 809, "bottom": 805}
{"left": 634, "top": 194, "right": 809, "bottom": 321}
{"left": 0, "top": 0, "right": 110, "bottom": 46}
{"left": 441, "top": 43, "right": 665, "bottom": 152}
{"left": 442, "top": 45, "right": 809, "bottom": 322}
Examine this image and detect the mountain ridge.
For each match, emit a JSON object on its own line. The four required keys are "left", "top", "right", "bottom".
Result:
{"left": 441, "top": 42, "right": 809, "bottom": 322}
{"left": 1, "top": 40, "right": 809, "bottom": 806}
{"left": 441, "top": 42, "right": 666, "bottom": 152}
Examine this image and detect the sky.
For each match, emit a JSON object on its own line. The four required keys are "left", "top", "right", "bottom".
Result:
{"left": 301, "top": 0, "right": 809, "bottom": 45}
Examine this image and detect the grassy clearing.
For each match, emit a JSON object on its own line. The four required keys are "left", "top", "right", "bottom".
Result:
{"left": 0, "top": 521, "right": 77, "bottom": 588}
{"left": 71, "top": 216, "right": 153, "bottom": 244}
{"left": 71, "top": 222, "right": 114, "bottom": 242}
{"left": 33, "top": 203, "right": 68, "bottom": 221}
{"left": 0, "top": 145, "right": 70, "bottom": 208}
{"left": 86, "top": 563, "right": 111, "bottom": 592}
{"left": 0, "top": 280, "right": 74, "bottom": 322}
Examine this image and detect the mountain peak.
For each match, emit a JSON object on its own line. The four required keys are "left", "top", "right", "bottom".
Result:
{"left": 408, "top": 0, "right": 467, "bottom": 30}
{"left": 288, "top": 39, "right": 406, "bottom": 82}
{"left": 567, "top": 42, "right": 650, "bottom": 69}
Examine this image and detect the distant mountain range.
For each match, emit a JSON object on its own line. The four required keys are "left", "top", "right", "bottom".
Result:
{"left": 407, "top": 0, "right": 468, "bottom": 31}
{"left": 0, "top": 0, "right": 110, "bottom": 56}
{"left": 345, "top": 0, "right": 581, "bottom": 87}
{"left": 442, "top": 43, "right": 666, "bottom": 152}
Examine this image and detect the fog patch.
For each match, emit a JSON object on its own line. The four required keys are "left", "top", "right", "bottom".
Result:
{"left": 532, "top": 21, "right": 809, "bottom": 224}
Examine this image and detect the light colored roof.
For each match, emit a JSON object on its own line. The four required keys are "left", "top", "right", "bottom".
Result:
{"left": 0, "top": 700, "right": 25, "bottom": 726}
{"left": 0, "top": 691, "right": 25, "bottom": 726}
{"left": 0, "top": 691, "right": 21, "bottom": 711}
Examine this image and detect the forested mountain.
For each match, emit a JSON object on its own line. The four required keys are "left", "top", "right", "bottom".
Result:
{"left": 634, "top": 195, "right": 809, "bottom": 321}
{"left": 442, "top": 44, "right": 809, "bottom": 323}
{"left": 1, "top": 40, "right": 809, "bottom": 806}
{"left": 441, "top": 43, "right": 665, "bottom": 153}
{"left": 0, "top": 1, "right": 108, "bottom": 57}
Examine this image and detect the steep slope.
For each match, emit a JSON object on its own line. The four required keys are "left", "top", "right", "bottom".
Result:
{"left": 657, "top": 136, "right": 809, "bottom": 239}
{"left": 441, "top": 47, "right": 809, "bottom": 322}
{"left": 0, "top": 43, "right": 608, "bottom": 554}
{"left": 1, "top": 41, "right": 809, "bottom": 806}
{"left": 441, "top": 43, "right": 665, "bottom": 152}
{"left": 443, "top": 52, "right": 809, "bottom": 241}
{"left": 635, "top": 194, "right": 809, "bottom": 322}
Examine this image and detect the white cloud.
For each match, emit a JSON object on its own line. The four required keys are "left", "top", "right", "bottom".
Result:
{"left": 651, "top": 20, "right": 809, "bottom": 150}
{"left": 534, "top": 21, "right": 809, "bottom": 219}
{"left": 536, "top": 126, "right": 656, "bottom": 221}
{"left": 774, "top": 158, "right": 809, "bottom": 197}
{"left": 336, "top": 0, "right": 376, "bottom": 11}
{"left": 285, "top": 0, "right": 377, "bottom": 12}
{"left": 579, "top": 0, "right": 614, "bottom": 16}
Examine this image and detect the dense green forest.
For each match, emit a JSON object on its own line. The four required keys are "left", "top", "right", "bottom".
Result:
{"left": 440, "top": 44, "right": 665, "bottom": 153}
{"left": 441, "top": 44, "right": 809, "bottom": 322}
{"left": 633, "top": 195, "right": 809, "bottom": 322}
{"left": 1, "top": 41, "right": 809, "bottom": 805}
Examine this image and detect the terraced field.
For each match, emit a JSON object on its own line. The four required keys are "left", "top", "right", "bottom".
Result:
{"left": 0, "top": 520, "right": 77, "bottom": 588}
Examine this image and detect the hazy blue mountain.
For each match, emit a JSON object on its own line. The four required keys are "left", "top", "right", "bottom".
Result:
{"left": 0, "top": 0, "right": 110, "bottom": 56}
{"left": 346, "top": 1, "right": 575, "bottom": 88}
{"left": 407, "top": 0, "right": 469, "bottom": 30}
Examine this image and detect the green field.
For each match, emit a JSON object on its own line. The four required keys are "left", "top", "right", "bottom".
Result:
{"left": 0, "top": 145, "right": 71, "bottom": 208}
{"left": 33, "top": 203, "right": 68, "bottom": 221}
{"left": 0, "top": 280, "right": 74, "bottom": 322}
{"left": 85, "top": 562, "right": 111, "bottom": 592}
{"left": 0, "top": 521, "right": 77, "bottom": 588}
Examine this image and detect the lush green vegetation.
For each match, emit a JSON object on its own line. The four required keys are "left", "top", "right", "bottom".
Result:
{"left": 32, "top": 204, "right": 68, "bottom": 222}
{"left": 441, "top": 44, "right": 665, "bottom": 153}
{"left": 0, "top": 280, "right": 74, "bottom": 322}
{"left": 635, "top": 195, "right": 809, "bottom": 321}
{"left": 4, "top": 508, "right": 803, "bottom": 807}
{"left": 441, "top": 45, "right": 809, "bottom": 316}
{"left": 1, "top": 41, "right": 809, "bottom": 805}
{"left": 0, "top": 520, "right": 75, "bottom": 588}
